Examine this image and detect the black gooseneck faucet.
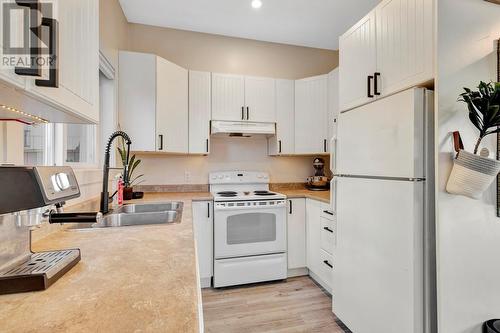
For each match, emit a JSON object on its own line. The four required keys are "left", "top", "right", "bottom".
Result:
{"left": 100, "top": 131, "right": 132, "bottom": 214}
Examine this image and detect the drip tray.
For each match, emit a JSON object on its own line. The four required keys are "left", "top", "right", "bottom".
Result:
{"left": 0, "top": 249, "right": 81, "bottom": 295}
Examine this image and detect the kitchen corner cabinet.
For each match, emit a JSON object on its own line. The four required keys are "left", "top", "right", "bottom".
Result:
{"left": 189, "top": 71, "right": 211, "bottom": 154}
{"left": 287, "top": 198, "right": 306, "bottom": 270}
{"left": 212, "top": 73, "right": 276, "bottom": 123}
{"left": 0, "top": 0, "right": 100, "bottom": 123}
{"left": 327, "top": 69, "right": 339, "bottom": 144}
{"left": 192, "top": 201, "right": 213, "bottom": 288}
{"left": 339, "top": 0, "right": 434, "bottom": 112}
{"left": 295, "top": 75, "right": 329, "bottom": 155}
{"left": 268, "top": 79, "right": 294, "bottom": 156}
{"left": 119, "top": 51, "right": 188, "bottom": 153}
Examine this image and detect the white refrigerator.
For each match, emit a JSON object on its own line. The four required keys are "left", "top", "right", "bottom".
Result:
{"left": 331, "top": 88, "right": 437, "bottom": 333}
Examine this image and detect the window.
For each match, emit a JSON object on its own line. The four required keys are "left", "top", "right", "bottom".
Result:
{"left": 23, "top": 123, "right": 97, "bottom": 167}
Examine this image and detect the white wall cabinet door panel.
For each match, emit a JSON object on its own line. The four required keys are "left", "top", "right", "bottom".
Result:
{"left": 0, "top": 0, "right": 25, "bottom": 89}
{"left": 211, "top": 73, "right": 245, "bottom": 121}
{"left": 287, "top": 198, "right": 306, "bottom": 270}
{"left": 192, "top": 201, "right": 213, "bottom": 288}
{"left": 27, "top": 0, "right": 100, "bottom": 123}
{"left": 156, "top": 56, "right": 188, "bottom": 154}
{"left": 306, "top": 199, "right": 322, "bottom": 275}
{"left": 119, "top": 52, "right": 157, "bottom": 152}
{"left": 189, "top": 71, "right": 211, "bottom": 154}
{"left": 339, "top": 10, "right": 377, "bottom": 112}
{"left": 244, "top": 76, "right": 276, "bottom": 123}
{"left": 268, "top": 79, "right": 294, "bottom": 155}
{"left": 376, "top": 0, "right": 434, "bottom": 98}
{"left": 327, "top": 69, "right": 339, "bottom": 149}
{"left": 295, "top": 75, "right": 329, "bottom": 155}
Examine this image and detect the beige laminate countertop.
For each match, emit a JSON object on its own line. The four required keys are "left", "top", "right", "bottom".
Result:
{"left": 0, "top": 192, "right": 212, "bottom": 333}
{"left": 278, "top": 189, "right": 331, "bottom": 204}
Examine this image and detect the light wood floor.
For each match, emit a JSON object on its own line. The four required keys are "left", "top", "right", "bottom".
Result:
{"left": 202, "top": 276, "right": 348, "bottom": 333}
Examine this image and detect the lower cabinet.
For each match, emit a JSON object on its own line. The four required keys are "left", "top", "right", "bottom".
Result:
{"left": 192, "top": 201, "right": 213, "bottom": 288}
{"left": 287, "top": 198, "right": 307, "bottom": 273}
{"left": 306, "top": 199, "right": 335, "bottom": 293}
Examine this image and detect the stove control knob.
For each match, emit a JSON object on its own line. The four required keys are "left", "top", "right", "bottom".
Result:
{"left": 263, "top": 175, "right": 269, "bottom": 180}
{"left": 257, "top": 174, "right": 263, "bottom": 179}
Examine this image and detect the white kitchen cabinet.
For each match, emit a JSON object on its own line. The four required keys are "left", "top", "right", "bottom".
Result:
{"left": 156, "top": 56, "right": 189, "bottom": 153}
{"left": 339, "top": 10, "right": 377, "bottom": 112}
{"left": 244, "top": 76, "right": 276, "bottom": 123}
{"left": 295, "top": 75, "right": 329, "bottom": 155}
{"left": 211, "top": 73, "right": 245, "bottom": 121}
{"left": 327, "top": 69, "right": 339, "bottom": 148}
{"left": 189, "top": 71, "right": 211, "bottom": 154}
{"left": 211, "top": 73, "right": 276, "bottom": 123}
{"left": 26, "top": 0, "right": 100, "bottom": 123}
{"left": 192, "top": 201, "right": 213, "bottom": 288}
{"left": 306, "top": 199, "right": 322, "bottom": 275}
{"left": 119, "top": 51, "right": 188, "bottom": 153}
{"left": 339, "top": 0, "right": 434, "bottom": 112}
{"left": 375, "top": 0, "right": 434, "bottom": 97}
{"left": 268, "top": 79, "right": 294, "bottom": 155}
{"left": 287, "top": 198, "right": 306, "bottom": 271}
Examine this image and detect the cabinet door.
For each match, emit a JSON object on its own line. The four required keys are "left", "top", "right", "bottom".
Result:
{"left": 156, "top": 57, "right": 188, "bottom": 153}
{"left": 0, "top": 0, "right": 25, "bottom": 88}
{"left": 119, "top": 51, "right": 157, "bottom": 152}
{"left": 295, "top": 75, "right": 329, "bottom": 155}
{"left": 211, "top": 73, "right": 245, "bottom": 121}
{"left": 287, "top": 198, "right": 306, "bottom": 269}
{"left": 339, "top": 10, "right": 377, "bottom": 112}
{"left": 327, "top": 69, "right": 339, "bottom": 150}
{"left": 189, "top": 71, "right": 211, "bottom": 154}
{"left": 26, "top": 0, "right": 100, "bottom": 123}
{"left": 306, "top": 199, "right": 322, "bottom": 275}
{"left": 269, "top": 79, "right": 294, "bottom": 155}
{"left": 244, "top": 76, "right": 276, "bottom": 123}
{"left": 192, "top": 201, "right": 213, "bottom": 288}
{"left": 376, "top": 0, "right": 434, "bottom": 97}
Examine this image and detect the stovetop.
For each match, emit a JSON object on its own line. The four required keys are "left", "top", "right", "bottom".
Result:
{"left": 212, "top": 190, "right": 286, "bottom": 202}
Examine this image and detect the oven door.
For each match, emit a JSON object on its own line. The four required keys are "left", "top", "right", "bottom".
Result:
{"left": 214, "top": 202, "right": 287, "bottom": 259}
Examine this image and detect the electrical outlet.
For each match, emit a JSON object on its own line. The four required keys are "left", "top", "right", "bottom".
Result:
{"left": 184, "top": 171, "right": 191, "bottom": 183}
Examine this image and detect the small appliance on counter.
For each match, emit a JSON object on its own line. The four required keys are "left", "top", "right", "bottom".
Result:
{"left": 485, "top": 320, "right": 500, "bottom": 333}
{"left": 0, "top": 166, "right": 100, "bottom": 295}
{"left": 306, "top": 157, "right": 330, "bottom": 191}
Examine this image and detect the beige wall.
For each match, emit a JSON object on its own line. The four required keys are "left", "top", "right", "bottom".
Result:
{"left": 128, "top": 23, "right": 338, "bottom": 79}
{"left": 99, "top": 0, "right": 129, "bottom": 68}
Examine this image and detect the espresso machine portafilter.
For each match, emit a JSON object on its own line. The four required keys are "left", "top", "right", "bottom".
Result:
{"left": 0, "top": 166, "right": 100, "bottom": 294}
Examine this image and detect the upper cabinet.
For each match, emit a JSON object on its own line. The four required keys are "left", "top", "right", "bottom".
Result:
{"left": 0, "top": 0, "right": 99, "bottom": 123}
{"left": 295, "top": 74, "right": 329, "bottom": 155}
{"left": 339, "top": 0, "right": 434, "bottom": 112}
{"left": 327, "top": 69, "right": 339, "bottom": 145}
{"left": 212, "top": 73, "right": 276, "bottom": 123}
{"left": 119, "top": 51, "right": 188, "bottom": 153}
{"left": 268, "top": 79, "right": 295, "bottom": 156}
{"left": 189, "top": 71, "right": 211, "bottom": 154}
{"left": 339, "top": 11, "right": 377, "bottom": 113}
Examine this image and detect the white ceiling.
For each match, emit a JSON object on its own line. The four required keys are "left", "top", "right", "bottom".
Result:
{"left": 118, "top": 0, "right": 379, "bottom": 50}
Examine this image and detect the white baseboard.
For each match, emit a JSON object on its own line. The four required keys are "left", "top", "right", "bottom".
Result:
{"left": 287, "top": 267, "right": 309, "bottom": 278}
{"left": 200, "top": 277, "right": 212, "bottom": 289}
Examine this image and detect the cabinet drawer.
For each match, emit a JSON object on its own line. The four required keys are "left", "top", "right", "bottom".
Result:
{"left": 320, "top": 216, "right": 336, "bottom": 255}
{"left": 318, "top": 249, "right": 334, "bottom": 289}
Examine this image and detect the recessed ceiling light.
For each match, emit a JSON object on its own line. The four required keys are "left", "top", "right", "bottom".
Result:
{"left": 251, "top": 0, "right": 262, "bottom": 9}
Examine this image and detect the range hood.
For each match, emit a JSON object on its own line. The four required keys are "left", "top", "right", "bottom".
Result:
{"left": 211, "top": 121, "right": 276, "bottom": 137}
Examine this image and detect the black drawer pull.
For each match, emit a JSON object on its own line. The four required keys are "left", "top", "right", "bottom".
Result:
{"left": 374, "top": 72, "right": 381, "bottom": 96}
{"left": 289, "top": 200, "right": 293, "bottom": 214}
{"left": 279, "top": 140, "right": 282, "bottom": 154}
{"left": 323, "top": 227, "right": 334, "bottom": 233}
{"left": 323, "top": 260, "right": 333, "bottom": 269}
{"left": 367, "top": 75, "right": 374, "bottom": 98}
{"left": 323, "top": 210, "right": 334, "bottom": 216}
{"left": 242, "top": 106, "right": 245, "bottom": 120}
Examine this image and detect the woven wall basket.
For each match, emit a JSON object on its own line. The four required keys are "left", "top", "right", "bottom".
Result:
{"left": 446, "top": 150, "right": 500, "bottom": 199}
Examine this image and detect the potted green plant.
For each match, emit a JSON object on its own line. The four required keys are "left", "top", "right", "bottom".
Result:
{"left": 118, "top": 138, "right": 144, "bottom": 200}
{"left": 446, "top": 81, "right": 500, "bottom": 199}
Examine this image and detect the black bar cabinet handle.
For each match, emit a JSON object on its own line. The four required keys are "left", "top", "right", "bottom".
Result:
{"left": 159, "top": 135, "right": 164, "bottom": 150}
{"left": 35, "top": 17, "right": 58, "bottom": 88}
{"left": 14, "top": 0, "right": 41, "bottom": 77}
{"left": 279, "top": 140, "right": 282, "bottom": 154}
{"left": 206, "top": 139, "right": 209, "bottom": 153}
{"left": 323, "top": 260, "right": 333, "bottom": 269}
{"left": 207, "top": 202, "right": 210, "bottom": 218}
{"left": 246, "top": 106, "right": 250, "bottom": 120}
{"left": 242, "top": 107, "right": 245, "bottom": 120}
{"left": 324, "top": 139, "right": 327, "bottom": 153}
{"left": 324, "top": 227, "right": 334, "bottom": 233}
{"left": 289, "top": 200, "right": 293, "bottom": 214}
{"left": 367, "top": 75, "right": 374, "bottom": 98}
{"left": 374, "top": 72, "right": 381, "bottom": 96}
{"left": 323, "top": 210, "right": 334, "bottom": 216}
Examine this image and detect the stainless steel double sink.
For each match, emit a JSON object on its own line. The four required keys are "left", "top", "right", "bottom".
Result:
{"left": 69, "top": 202, "right": 183, "bottom": 230}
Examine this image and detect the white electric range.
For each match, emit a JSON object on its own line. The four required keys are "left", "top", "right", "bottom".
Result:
{"left": 210, "top": 171, "right": 287, "bottom": 288}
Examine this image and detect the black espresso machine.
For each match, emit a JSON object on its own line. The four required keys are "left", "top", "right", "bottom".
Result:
{"left": 0, "top": 166, "right": 100, "bottom": 294}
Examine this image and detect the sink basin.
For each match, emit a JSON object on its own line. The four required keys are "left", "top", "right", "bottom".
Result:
{"left": 68, "top": 202, "right": 183, "bottom": 229}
